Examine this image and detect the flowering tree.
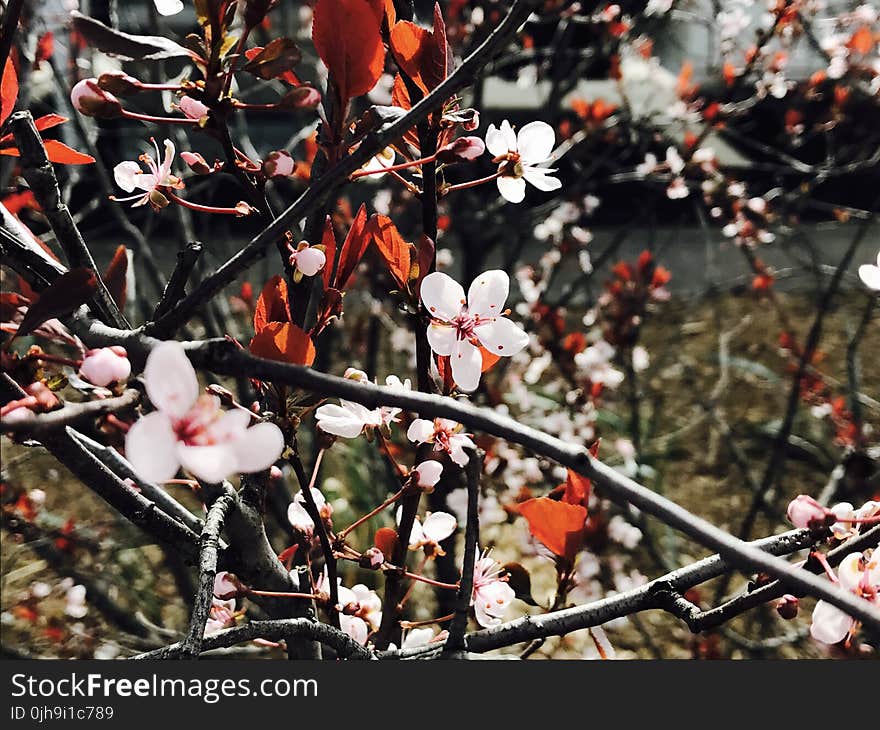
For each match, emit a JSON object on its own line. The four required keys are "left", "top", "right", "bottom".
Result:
{"left": 0, "top": 0, "right": 878, "bottom": 660}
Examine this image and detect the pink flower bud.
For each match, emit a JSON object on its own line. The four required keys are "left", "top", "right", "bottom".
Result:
{"left": 70, "top": 78, "right": 122, "bottom": 118}
{"left": 269, "top": 465, "right": 284, "bottom": 481}
{"left": 96, "top": 71, "right": 143, "bottom": 96}
{"left": 359, "top": 547, "right": 385, "bottom": 570}
{"left": 437, "top": 136, "right": 486, "bottom": 163}
{"left": 79, "top": 347, "right": 131, "bottom": 387}
{"left": 279, "top": 86, "right": 321, "bottom": 109}
{"left": 177, "top": 95, "right": 210, "bottom": 121}
{"left": 786, "top": 495, "right": 834, "bottom": 530}
{"left": 262, "top": 150, "right": 297, "bottom": 178}
{"left": 413, "top": 460, "right": 443, "bottom": 489}
{"left": 180, "top": 150, "right": 212, "bottom": 175}
{"left": 776, "top": 594, "right": 799, "bottom": 619}
{"left": 213, "top": 571, "right": 242, "bottom": 600}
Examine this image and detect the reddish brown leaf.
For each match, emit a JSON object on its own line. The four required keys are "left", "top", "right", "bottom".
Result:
{"left": 389, "top": 4, "right": 448, "bottom": 94}
{"left": 253, "top": 274, "right": 291, "bottom": 333}
{"left": 334, "top": 204, "right": 370, "bottom": 290}
{"left": 312, "top": 0, "right": 385, "bottom": 103}
{"left": 374, "top": 526, "right": 398, "bottom": 557}
{"left": 366, "top": 214, "right": 411, "bottom": 291}
{"left": 15, "top": 268, "right": 98, "bottom": 339}
{"left": 103, "top": 245, "right": 128, "bottom": 310}
{"left": 33, "top": 113, "right": 68, "bottom": 132}
{"left": 0, "top": 292, "right": 29, "bottom": 323}
{"left": 517, "top": 497, "right": 588, "bottom": 563}
{"left": 42, "top": 140, "right": 95, "bottom": 165}
{"left": 479, "top": 347, "right": 501, "bottom": 373}
{"left": 848, "top": 25, "right": 874, "bottom": 55}
{"left": 249, "top": 321, "right": 316, "bottom": 365}
{"left": 243, "top": 37, "right": 302, "bottom": 80}
{"left": 1, "top": 57, "right": 18, "bottom": 126}
{"left": 320, "top": 215, "right": 337, "bottom": 289}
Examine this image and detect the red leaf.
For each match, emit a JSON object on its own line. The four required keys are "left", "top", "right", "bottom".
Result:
{"left": 103, "top": 245, "right": 128, "bottom": 310}
{"left": 479, "top": 346, "right": 501, "bottom": 373}
{"left": 334, "top": 204, "right": 370, "bottom": 290}
{"left": 249, "top": 321, "right": 316, "bottom": 365}
{"left": 244, "top": 46, "right": 302, "bottom": 85}
{"left": 15, "top": 268, "right": 98, "bottom": 339}
{"left": 561, "top": 441, "right": 599, "bottom": 508}
{"left": 320, "top": 215, "right": 337, "bottom": 289}
{"left": 33, "top": 113, "right": 68, "bottom": 132}
{"left": 1, "top": 57, "right": 18, "bottom": 126}
{"left": 366, "top": 214, "right": 411, "bottom": 291}
{"left": 312, "top": 0, "right": 385, "bottom": 103}
{"left": 374, "top": 526, "right": 398, "bottom": 557}
{"left": 42, "top": 140, "right": 95, "bottom": 165}
{"left": 848, "top": 26, "right": 874, "bottom": 55}
{"left": 517, "top": 498, "right": 588, "bottom": 563}
{"left": 389, "top": 4, "right": 448, "bottom": 94}
{"left": 254, "top": 275, "right": 291, "bottom": 333}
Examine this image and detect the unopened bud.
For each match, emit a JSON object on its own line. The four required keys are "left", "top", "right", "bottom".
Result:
{"left": 359, "top": 547, "right": 385, "bottom": 570}
{"left": 262, "top": 150, "right": 297, "bottom": 178}
{"left": 787, "top": 494, "right": 834, "bottom": 530}
{"left": 96, "top": 71, "right": 142, "bottom": 96}
{"left": 213, "top": 571, "right": 243, "bottom": 600}
{"left": 176, "top": 95, "right": 210, "bottom": 121}
{"left": 776, "top": 594, "right": 799, "bottom": 619}
{"left": 71, "top": 78, "right": 123, "bottom": 118}
{"left": 437, "top": 136, "right": 486, "bottom": 163}
{"left": 180, "top": 150, "right": 213, "bottom": 175}
{"left": 278, "top": 85, "right": 321, "bottom": 109}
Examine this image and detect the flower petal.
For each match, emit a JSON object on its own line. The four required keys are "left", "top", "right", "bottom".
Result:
{"left": 474, "top": 317, "right": 530, "bottom": 357}
{"left": 859, "top": 263, "right": 880, "bottom": 291}
{"left": 496, "top": 175, "right": 526, "bottom": 203}
{"left": 114, "top": 161, "right": 142, "bottom": 193}
{"left": 421, "top": 271, "right": 465, "bottom": 322}
{"left": 467, "top": 269, "right": 509, "bottom": 318}
{"left": 810, "top": 600, "right": 852, "bottom": 644}
{"left": 407, "top": 418, "right": 435, "bottom": 444}
{"left": 177, "top": 443, "right": 239, "bottom": 484}
{"left": 154, "top": 0, "right": 184, "bottom": 16}
{"left": 522, "top": 166, "right": 562, "bottom": 192}
{"left": 485, "top": 122, "right": 512, "bottom": 157}
{"left": 125, "top": 411, "right": 179, "bottom": 483}
{"left": 426, "top": 322, "right": 457, "bottom": 356}
{"left": 450, "top": 337, "right": 482, "bottom": 392}
{"left": 144, "top": 341, "right": 200, "bottom": 419}
{"left": 315, "top": 403, "right": 367, "bottom": 438}
{"left": 234, "top": 422, "right": 285, "bottom": 473}
{"left": 516, "top": 121, "right": 555, "bottom": 165}
{"left": 422, "top": 512, "right": 457, "bottom": 542}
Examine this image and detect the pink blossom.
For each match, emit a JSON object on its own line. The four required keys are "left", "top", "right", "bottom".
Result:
{"left": 470, "top": 549, "right": 515, "bottom": 628}
{"left": 124, "top": 341, "right": 284, "bottom": 484}
{"left": 287, "top": 241, "right": 326, "bottom": 280}
{"left": 204, "top": 598, "right": 238, "bottom": 635}
{"left": 314, "top": 370, "right": 409, "bottom": 438}
{"left": 485, "top": 120, "right": 561, "bottom": 203}
{"left": 437, "top": 136, "right": 486, "bottom": 163}
{"left": 286, "top": 487, "right": 331, "bottom": 536}
{"left": 79, "top": 346, "right": 131, "bottom": 387}
{"left": 810, "top": 551, "right": 880, "bottom": 645}
{"left": 420, "top": 269, "right": 529, "bottom": 391}
{"left": 398, "top": 509, "right": 457, "bottom": 553}
{"left": 213, "top": 571, "right": 241, "bottom": 600}
{"left": 113, "top": 138, "right": 183, "bottom": 210}
{"left": 407, "top": 418, "right": 475, "bottom": 467}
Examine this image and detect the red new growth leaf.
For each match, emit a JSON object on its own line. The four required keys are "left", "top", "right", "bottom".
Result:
{"left": 33, "top": 113, "right": 67, "bottom": 132}
{"left": 320, "top": 216, "right": 337, "bottom": 289}
{"left": 1, "top": 57, "right": 18, "bottom": 125}
{"left": 847, "top": 26, "right": 874, "bottom": 55}
{"left": 374, "top": 526, "right": 398, "bottom": 558}
{"left": 15, "top": 268, "right": 98, "bottom": 339}
{"left": 103, "top": 245, "right": 128, "bottom": 310}
{"left": 517, "top": 498, "right": 588, "bottom": 564}
{"left": 366, "top": 214, "right": 411, "bottom": 291}
{"left": 312, "top": 0, "right": 384, "bottom": 103}
{"left": 389, "top": 3, "right": 449, "bottom": 94}
{"left": 253, "top": 274, "right": 291, "bottom": 333}
{"left": 40, "top": 140, "right": 96, "bottom": 165}
{"left": 480, "top": 347, "right": 501, "bottom": 373}
{"left": 249, "top": 321, "right": 316, "bottom": 365}
{"left": 334, "top": 204, "right": 370, "bottom": 290}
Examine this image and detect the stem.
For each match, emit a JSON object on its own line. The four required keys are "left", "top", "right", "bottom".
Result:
{"left": 443, "top": 171, "right": 502, "bottom": 193}
{"left": 349, "top": 153, "right": 439, "bottom": 179}
{"left": 121, "top": 110, "right": 201, "bottom": 126}
{"left": 165, "top": 189, "right": 247, "bottom": 216}
{"left": 337, "top": 488, "right": 405, "bottom": 540}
